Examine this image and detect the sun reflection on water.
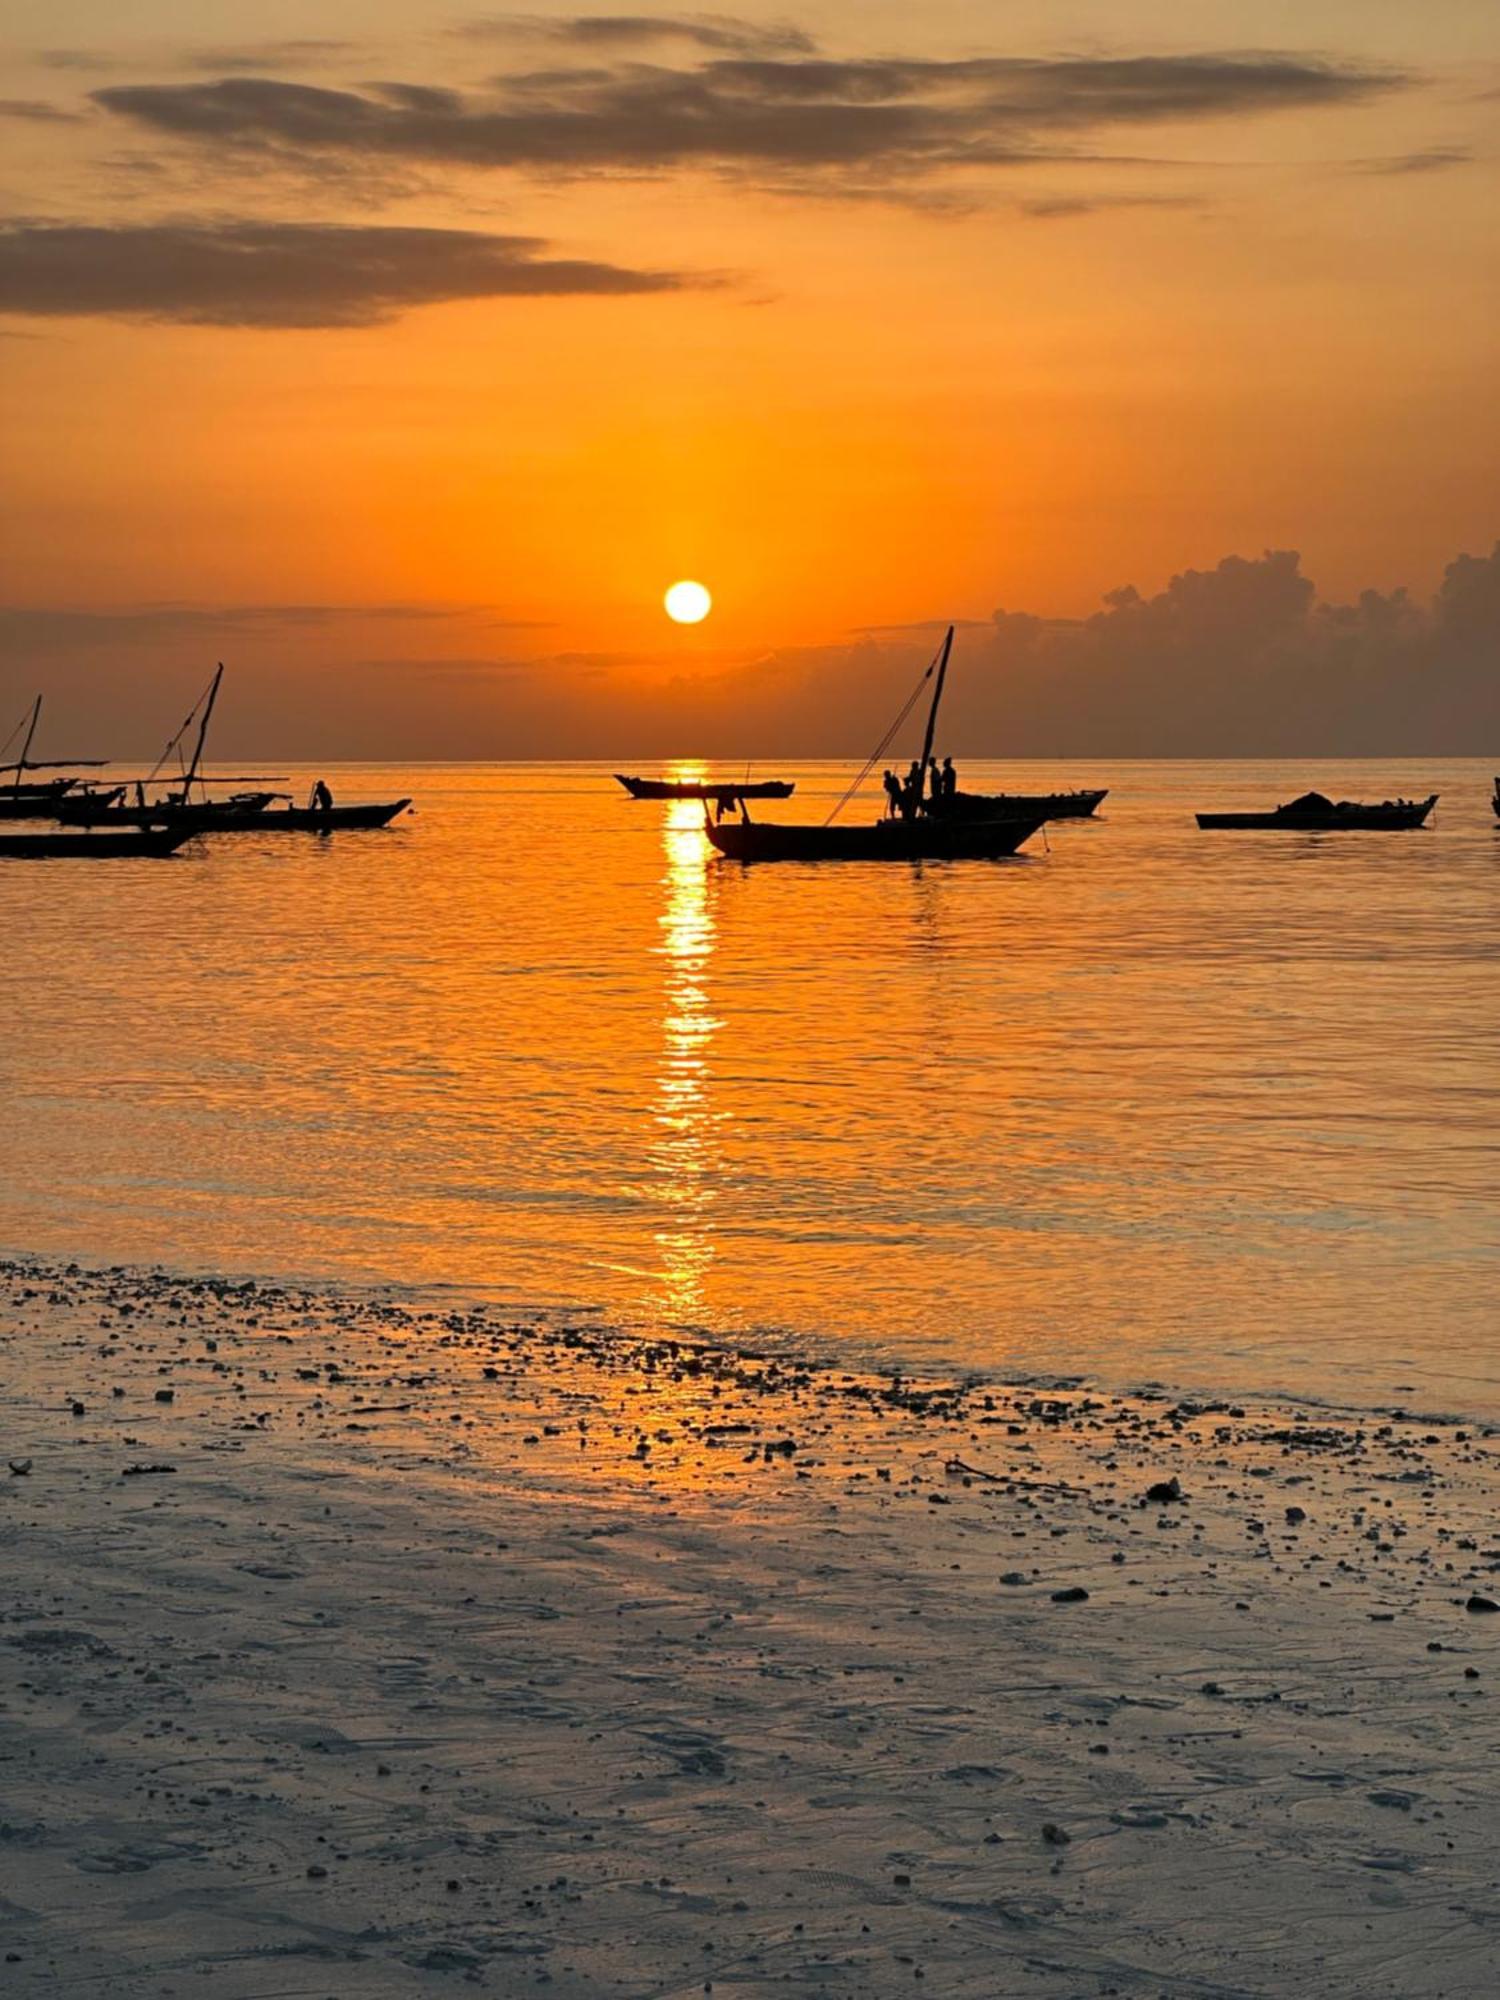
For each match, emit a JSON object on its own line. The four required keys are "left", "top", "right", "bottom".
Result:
{"left": 650, "top": 789, "right": 722, "bottom": 1324}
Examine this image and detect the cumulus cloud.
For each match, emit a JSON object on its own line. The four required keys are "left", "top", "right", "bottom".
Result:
{"left": 92, "top": 50, "right": 1401, "bottom": 190}
{"left": 0, "top": 219, "right": 707, "bottom": 327}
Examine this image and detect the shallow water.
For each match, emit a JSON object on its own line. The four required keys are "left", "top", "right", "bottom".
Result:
{"left": 1, "top": 759, "right": 1495, "bottom": 1411}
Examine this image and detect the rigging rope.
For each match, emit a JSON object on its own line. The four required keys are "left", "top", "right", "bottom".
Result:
{"left": 821, "top": 635, "right": 944, "bottom": 828}
{"left": 144, "top": 672, "right": 215, "bottom": 790}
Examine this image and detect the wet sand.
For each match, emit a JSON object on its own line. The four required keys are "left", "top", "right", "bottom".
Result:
{"left": 2, "top": 1259, "right": 1497, "bottom": 1997}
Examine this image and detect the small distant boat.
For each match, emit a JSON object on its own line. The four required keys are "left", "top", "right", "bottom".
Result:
{"left": 935, "top": 786, "right": 1107, "bottom": 823}
{"left": 615, "top": 774, "right": 795, "bottom": 801}
{"left": 705, "top": 627, "right": 1045, "bottom": 864}
{"left": 0, "top": 827, "right": 193, "bottom": 859}
{"left": 1196, "top": 791, "right": 1437, "bottom": 831}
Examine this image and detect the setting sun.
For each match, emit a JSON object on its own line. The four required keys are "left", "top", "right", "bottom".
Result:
{"left": 664, "top": 580, "right": 712, "bottom": 625}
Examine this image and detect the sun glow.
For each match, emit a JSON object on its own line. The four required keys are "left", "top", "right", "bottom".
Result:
{"left": 664, "top": 580, "right": 712, "bottom": 624}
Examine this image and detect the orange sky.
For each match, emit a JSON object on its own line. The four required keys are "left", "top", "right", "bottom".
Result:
{"left": 0, "top": 2, "right": 1496, "bottom": 751}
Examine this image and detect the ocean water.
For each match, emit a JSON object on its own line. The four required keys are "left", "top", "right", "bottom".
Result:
{"left": 1, "top": 760, "right": 1495, "bottom": 1413}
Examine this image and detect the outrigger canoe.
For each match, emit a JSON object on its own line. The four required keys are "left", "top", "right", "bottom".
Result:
{"left": 1196, "top": 791, "right": 1437, "bottom": 831}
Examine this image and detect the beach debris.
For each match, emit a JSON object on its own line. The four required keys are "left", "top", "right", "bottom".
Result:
{"left": 1051, "top": 1586, "right": 1090, "bottom": 1603}
{"left": 1465, "top": 1594, "right": 1498, "bottom": 1614}
{"left": 999, "top": 1570, "right": 1028, "bottom": 1586}
{"left": 1142, "top": 1477, "right": 1184, "bottom": 1505}
{"left": 8, "top": 1458, "right": 31, "bottom": 1476}
{"left": 122, "top": 1463, "right": 177, "bottom": 1477}
{"left": 1041, "top": 1823, "right": 1070, "bottom": 1846}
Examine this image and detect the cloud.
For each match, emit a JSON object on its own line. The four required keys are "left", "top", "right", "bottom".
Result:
{"left": 9, "top": 545, "right": 1498, "bottom": 759}
{"left": 0, "top": 603, "right": 535, "bottom": 648}
{"left": 454, "top": 13, "right": 817, "bottom": 56}
{"left": 92, "top": 51, "right": 1402, "bottom": 191}
{"left": 0, "top": 219, "right": 709, "bottom": 327}
{"left": 0, "top": 98, "right": 81, "bottom": 122}
{"left": 1356, "top": 145, "right": 1472, "bottom": 175}
{"left": 186, "top": 40, "right": 359, "bottom": 75}
{"left": 1018, "top": 193, "right": 1199, "bottom": 219}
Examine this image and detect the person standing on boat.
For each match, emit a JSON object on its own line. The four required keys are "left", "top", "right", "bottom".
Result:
{"left": 882, "top": 768, "right": 902, "bottom": 819}
{"left": 941, "top": 756, "right": 956, "bottom": 798}
{"left": 903, "top": 760, "right": 923, "bottom": 818}
{"left": 311, "top": 778, "right": 333, "bottom": 814}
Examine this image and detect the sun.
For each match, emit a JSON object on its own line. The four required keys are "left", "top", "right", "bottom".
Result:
{"left": 664, "top": 579, "right": 712, "bottom": 624}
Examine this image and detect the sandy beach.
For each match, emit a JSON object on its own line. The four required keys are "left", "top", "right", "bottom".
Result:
{"left": 0, "top": 1260, "right": 1495, "bottom": 1996}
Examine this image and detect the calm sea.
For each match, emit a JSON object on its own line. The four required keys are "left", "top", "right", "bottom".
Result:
{"left": 2, "top": 760, "right": 1495, "bottom": 1414}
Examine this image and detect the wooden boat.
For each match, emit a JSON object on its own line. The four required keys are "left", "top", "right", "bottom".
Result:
{"left": 0, "top": 697, "right": 106, "bottom": 817}
{"left": 58, "top": 793, "right": 410, "bottom": 832}
{"left": 706, "top": 810, "right": 1043, "bottom": 863}
{"left": 55, "top": 666, "right": 411, "bottom": 834}
{"left": 615, "top": 774, "right": 794, "bottom": 801}
{"left": 704, "top": 626, "right": 1045, "bottom": 864}
{"left": 1196, "top": 791, "right": 1437, "bottom": 831}
{"left": 935, "top": 786, "right": 1107, "bottom": 822}
{"left": 0, "top": 827, "right": 193, "bottom": 859}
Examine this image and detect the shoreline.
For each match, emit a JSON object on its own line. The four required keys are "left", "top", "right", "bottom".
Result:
{"left": 3, "top": 1257, "right": 1498, "bottom": 1996}
{"left": 4, "top": 1252, "right": 1496, "bottom": 1435}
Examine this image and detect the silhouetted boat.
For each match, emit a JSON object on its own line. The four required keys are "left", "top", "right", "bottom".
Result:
{"left": 1196, "top": 791, "right": 1437, "bottom": 830}
{"left": 0, "top": 696, "right": 107, "bottom": 818}
{"left": 0, "top": 827, "right": 193, "bottom": 859}
{"left": 704, "top": 626, "right": 1046, "bottom": 864}
{"left": 616, "top": 774, "right": 794, "bottom": 801}
{"left": 55, "top": 666, "right": 410, "bottom": 833}
{"left": 59, "top": 794, "right": 411, "bottom": 832}
{"left": 935, "top": 786, "right": 1107, "bottom": 822}
{"left": 706, "top": 811, "right": 1044, "bottom": 862}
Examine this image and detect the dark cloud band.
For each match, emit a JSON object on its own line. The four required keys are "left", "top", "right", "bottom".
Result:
{"left": 0, "top": 220, "right": 705, "bottom": 327}
{"left": 93, "top": 50, "right": 1401, "bottom": 183}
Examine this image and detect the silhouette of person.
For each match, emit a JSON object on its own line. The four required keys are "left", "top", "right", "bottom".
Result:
{"left": 942, "top": 756, "right": 956, "bottom": 798}
{"left": 311, "top": 779, "right": 333, "bottom": 814}
{"left": 882, "top": 768, "right": 902, "bottom": 819}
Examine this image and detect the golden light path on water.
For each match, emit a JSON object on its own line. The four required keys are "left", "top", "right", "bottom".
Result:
{"left": 649, "top": 786, "right": 722, "bottom": 1324}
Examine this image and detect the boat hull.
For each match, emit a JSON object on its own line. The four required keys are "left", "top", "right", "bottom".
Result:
{"left": 1197, "top": 795, "right": 1436, "bottom": 831}
{"left": 616, "top": 775, "right": 794, "bottom": 801}
{"left": 55, "top": 799, "right": 411, "bottom": 832}
{"left": 705, "top": 813, "right": 1045, "bottom": 862}
{"left": 0, "top": 828, "right": 194, "bottom": 858}
{"left": 936, "top": 787, "right": 1106, "bottom": 822}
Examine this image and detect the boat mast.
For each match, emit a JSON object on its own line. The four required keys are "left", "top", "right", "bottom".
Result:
{"left": 10, "top": 696, "right": 41, "bottom": 798}
{"left": 179, "top": 664, "right": 224, "bottom": 803}
{"left": 917, "top": 625, "right": 954, "bottom": 779}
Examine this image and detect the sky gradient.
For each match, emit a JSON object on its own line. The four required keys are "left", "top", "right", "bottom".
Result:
{"left": 1, "top": 2, "right": 1496, "bottom": 755}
